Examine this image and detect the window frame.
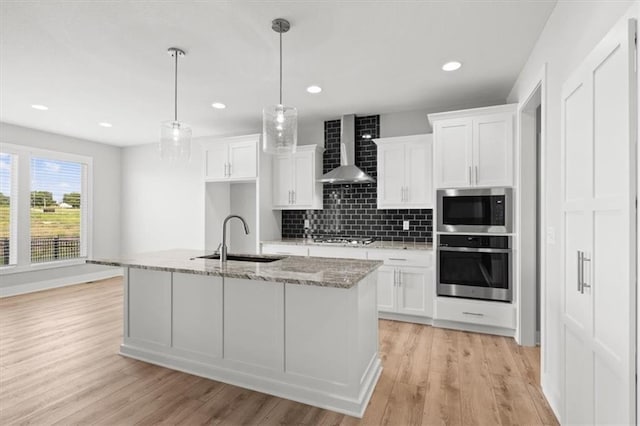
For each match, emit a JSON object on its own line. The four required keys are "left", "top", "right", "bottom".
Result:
{"left": 0, "top": 143, "right": 93, "bottom": 274}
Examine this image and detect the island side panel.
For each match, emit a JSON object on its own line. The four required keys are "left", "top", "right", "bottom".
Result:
{"left": 357, "top": 272, "right": 380, "bottom": 385}
{"left": 172, "top": 273, "right": 223, "bottom": 360}
{"left": 223, "top": 277, "right": 285, "bottom": 373}
{"left": 127, "top": 268, "right": 171, "bottom": 348}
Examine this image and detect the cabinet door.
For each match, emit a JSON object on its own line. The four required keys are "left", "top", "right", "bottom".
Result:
{"left": 272, "top": 155, "right": 292, "bottom": 208}
{"left": 405, "top": 136, "right": 433, "bottom": 208}
{"left": 376, "top": 266, "right": 396, "bottom": 313}
{"left": 292, "top": 150, "right": 314, "bottom": 207}
{"left": 434, "top": 119, "right": 472, "bottom": 188}
{"left": 228, "top": 140, "right": 257, "bottom": 180}
{"left": 205, "top": 144, "right": 228, "bottom": 181}
{"left": 396, "top": 266, "right": 432, "bottom": 317}
{"left": 473, "top": 113, "right": 513, "bottom": 187}
{"left": 377, "top": 144, "right": 405, "bottom": 208}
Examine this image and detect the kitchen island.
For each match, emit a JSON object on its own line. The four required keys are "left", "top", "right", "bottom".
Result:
{"left": 88, "top": 250, "right": 383, "bottom": 417}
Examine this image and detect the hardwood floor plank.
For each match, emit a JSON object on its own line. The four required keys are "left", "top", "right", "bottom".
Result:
{"left": 0, "top": 279, "right": 558, "bottom": 426}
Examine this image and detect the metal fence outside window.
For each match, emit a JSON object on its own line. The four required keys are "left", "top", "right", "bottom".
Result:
{"left": 0, "top": 237, "right": 81, "bottom": 265}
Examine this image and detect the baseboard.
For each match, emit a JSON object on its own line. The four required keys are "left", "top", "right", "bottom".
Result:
{"left": 0, "top": 268, "right": 123, "bottom": 298}
{"left": 120, "top": 343, "right": 382, "bottom": 418}
{"left": 432, "top": 319, "right": 516, "bottom": 337}
{"left": 378, "top": 311, "right": 434, "bottom": 325}
{"left": 541, "top": 373, "right": 562, "bottom": 423}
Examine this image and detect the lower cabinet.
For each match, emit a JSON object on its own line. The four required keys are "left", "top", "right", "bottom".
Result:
{"left": 377, "top": 265, "right": 433, "bottom": 318}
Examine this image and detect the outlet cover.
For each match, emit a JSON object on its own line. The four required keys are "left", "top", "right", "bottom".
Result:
{"left": 304, "top": 219, "right": 310, "bottom": 229}
{"left": 403, "top": 220, "right": 410, "bottom": 231}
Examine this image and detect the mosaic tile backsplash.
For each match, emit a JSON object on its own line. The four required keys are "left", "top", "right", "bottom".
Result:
{"left": 282, "top": 115, "right": 433, "bottom": 243}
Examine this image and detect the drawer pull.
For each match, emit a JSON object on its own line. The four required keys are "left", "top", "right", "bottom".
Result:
{"left": 388, "top": 258, "right": 407, "bottom": 261}
{"left": 462, "top": 311, "right": 484, "bottom": 317}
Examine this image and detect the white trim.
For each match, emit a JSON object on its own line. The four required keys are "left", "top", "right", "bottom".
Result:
{"left": 378, "top": 311, "right": 433, "bottom": 325}
{"left": 541, "top": 373, "right": 562, "bottom": 422}
{"left": 0, "top": 257, "right": 87, "bottom": 275}
{"left": 432, "top": 318, "right": 516, "bottom": 338}
{"left": 0, "top": 268, "right": 123, "bottom": 298}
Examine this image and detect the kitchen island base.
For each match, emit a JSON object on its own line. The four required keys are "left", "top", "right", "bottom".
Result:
{"left": 119, "top": 267, "right": 381, "bottom": 418}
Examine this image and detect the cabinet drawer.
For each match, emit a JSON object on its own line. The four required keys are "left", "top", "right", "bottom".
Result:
{"left": 366, "top": 249, "right": 432, "bottom": 267}
{"left": 308, "top": 246, "right": 367, "bottom": 259}
{"left": 435, "top": 297, "right": 515, "bottom": 329}
{"left": 261, "top": 244, "right": 308, "bottom": 257}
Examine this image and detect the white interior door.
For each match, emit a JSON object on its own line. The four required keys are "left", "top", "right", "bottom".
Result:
{"left": 561, "top": 17, "right": 636, "bottom": 425}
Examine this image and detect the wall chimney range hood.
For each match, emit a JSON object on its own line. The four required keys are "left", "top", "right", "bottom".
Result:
{"left": 319, "top": 114, "right": 375, "bottom": 184}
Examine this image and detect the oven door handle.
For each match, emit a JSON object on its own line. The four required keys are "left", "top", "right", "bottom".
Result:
{"left": 438, "top": 247, "right": 512, "bottom": 254}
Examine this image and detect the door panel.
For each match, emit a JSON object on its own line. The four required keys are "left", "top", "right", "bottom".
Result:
{"left": 293, "top": 151, "right": 313, "bottom": 207}
{"left": 205, "top": 144, "right": 228, "bottom": 180}
{"left": 561, "top": 17, "right": 636, "bottom": 425}
{"left": 228, "top": 140, "right": 257, "bottom": 179}
{"left": 377, "top": 144, "right": 404, "bottom": 207}
{"left": 434, "top": 119, "right": 472, "bottom": 188}
{"left": 376, "top": 266, "right": 396, "bottom": 312}
{"left": 272, "top": 155, "right": 291, "bottom": 207}
{"left": 473, "top": 113, "right": 513, "bottom": 187}
{"left": 405, "top": 138, "right": 432, "bottom": 207}
{"left": 397, "top": 266, "right": 432, "bottom": 317}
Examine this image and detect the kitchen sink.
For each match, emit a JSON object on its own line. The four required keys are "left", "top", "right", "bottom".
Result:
{"left": 195, "top": 254, "right": 283, "bottom": 263}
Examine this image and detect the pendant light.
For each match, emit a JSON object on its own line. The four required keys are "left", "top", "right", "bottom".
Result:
{"left": 160, "top": 47, "right": 191, "bottom": 161}
{"left": 262, "top": 18, "right": 297, "bottom": 155}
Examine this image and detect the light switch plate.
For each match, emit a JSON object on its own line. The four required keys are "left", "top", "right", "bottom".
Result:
{"left": 403, "top": 220, "right": 410, "bottom": 231}
{"left": 304, "top": 219, "right": 310, "bottom": 229}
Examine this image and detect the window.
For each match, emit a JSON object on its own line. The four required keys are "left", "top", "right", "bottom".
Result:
{"left": 0, "top": 153, "right": 14, "bottom": 265}
{"left": 0, "top": 144, "right": 91, "bottom": 270}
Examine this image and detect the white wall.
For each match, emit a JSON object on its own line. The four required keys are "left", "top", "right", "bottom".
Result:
{"left": 120, "top": 141, "right": 206, "bottom": 254}
{"left": 0, "top": 122, "right": 122, "bottom": 292}
{"left": 506, "top": 0, "right": 638, "bottom": 418}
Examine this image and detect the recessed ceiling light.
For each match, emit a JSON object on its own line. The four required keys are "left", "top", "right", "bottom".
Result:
{"left": 99, "top": 122, "right": 113, "bottom": 128}
{"left": 211, "top": 102, "right": 226, "bottom": 109}
{"left": 31, "top": 104, "right": 48, "bottom": 110}
{"left": 306, "top": 85, "right": 322, "bottom": 94}
{"left": 362, "top": 134, "right": 372, "bottom": 139}
{"left": 442, "top": 61, "right": 462, "bottom": 72}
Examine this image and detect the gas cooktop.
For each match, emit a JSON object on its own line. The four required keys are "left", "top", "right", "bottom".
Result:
{"left": 312, "top": 237, "right": 375, "bottom": 245}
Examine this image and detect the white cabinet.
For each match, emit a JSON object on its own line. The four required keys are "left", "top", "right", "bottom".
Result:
{"left": 368, "top": 250, "right": 434, "bottom": 318}
{"left": 374, "top": 134, "right": 433, "bottom": 209}
{"left": 272, "top": 145, "right": 323, "bottom": 210}
{"left": 435, "top": 297, "right": 515, "bottom": 329}
{"left": 203, "top": 134, "right": 259, "bottom": 182}
{"left": 429, "top": 105, "right": 515, "bottom": 189}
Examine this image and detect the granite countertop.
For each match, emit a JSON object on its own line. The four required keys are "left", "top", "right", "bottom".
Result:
{"left": 261, "top": 238, "right": 433, "bottom": 251}
{"left": 87, "top": 249, "right": 382, "bottom": 289}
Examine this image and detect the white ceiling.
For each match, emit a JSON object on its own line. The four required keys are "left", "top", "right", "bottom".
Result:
{"left": 0, "top": 0, "right": 556, "bottom": 147}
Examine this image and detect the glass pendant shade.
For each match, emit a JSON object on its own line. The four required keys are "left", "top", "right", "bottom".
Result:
{"left": 160, "top": 120, "right": 192, "bottom": 161}
{"left": 263, "top": 104, "right": 298, "bottom": 154}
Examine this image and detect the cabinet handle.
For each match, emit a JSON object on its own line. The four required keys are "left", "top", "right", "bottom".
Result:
{"left": 393, "top": 269, "right": 397, "bottom": 286}
{"left": 275, "top": 251, "right": 292, "bottom": 255}
{"left": 581, "top": 252, "right": 592, "bottom": 293}
{"left": 288, "top": 190, "right": 292, "bottom": 204}
{"left": 397, "top": 269, "right": 402, "bottom": 286}
{"left": 475, "top": 166, "right": 478, "bottom": 185}
{"left": 468, "top": 166, "right": 472, "bottom": 185}
{"left": 228, "top": 163, "right": 232, "bottom": 176}
{"left": 292, "top": 190, "right": 296, "bottom": 204}
{"left": 224, "top": 163, "right": 228, "bottom": 177}
{"left": 577, "top": 251, "right": 583, "bottom": 292}
{"left": 388, "top": 258, "right": 407, "bottom": 261}
{"left": 462, "top": 311, "right": 484, "bottom": 317}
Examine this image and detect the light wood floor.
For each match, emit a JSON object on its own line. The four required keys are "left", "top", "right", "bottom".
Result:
{"left": 0, "top": 277, "right": 558, "bottom": 425}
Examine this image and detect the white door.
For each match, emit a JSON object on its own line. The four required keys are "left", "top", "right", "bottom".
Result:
{"left": 376, "top": 266, "right": 396, "bottom": 313}
{"left": 272, "top": 155, "right": 292, "bottom": 208}
{"left": 292, "top": 151, "right": 313, "bottom": 207}
{"left": 434, "top": 118, "right": 473, "bottom": 188}
{"left": 228, "top": 140, "right": 257, "bottom": 180}
{"left": 473, "top": 113, "right": 513, "bottom": 187}
{"left": 396, "top": 266, "right": 432, "bottom": 317}
{"left": 405, "top": 137, "right": 432, "bottom": 208}
{"left": 377, "top": 143, "right": 405, "bottom": 208}
{"left": 561, "top": 17, "right": 636, "bottom": 425}
{"left": 205, "top": 143, "right": 228, "bottom": 181}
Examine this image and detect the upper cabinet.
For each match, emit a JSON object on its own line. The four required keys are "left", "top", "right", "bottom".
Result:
{"left": 272, "top": 145, "right": 323, "bottom": 210}
{"left": 374, "top": 134, "right": 433, "bottom": 209}
{"left": 203, "top": 134, "right": 259, "bottom": 182}
{"left": 429, "top": 105, "right": 516, "bottom": 189}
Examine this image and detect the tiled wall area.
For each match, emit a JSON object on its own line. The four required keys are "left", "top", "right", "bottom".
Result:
{"left": 282, "top": 115, "right": 433, "bottom": 243}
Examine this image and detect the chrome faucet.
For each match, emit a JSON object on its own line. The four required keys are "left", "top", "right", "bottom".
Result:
{"left": 220, "top": 214, "right": 250, "bottom": 263}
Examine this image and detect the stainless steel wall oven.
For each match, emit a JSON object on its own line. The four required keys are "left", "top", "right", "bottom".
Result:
{"left": 437, "top": 234, "right": 512, "bottom": 302}
{"left": 437, "top": 188, "right": 513, "bottom": 234}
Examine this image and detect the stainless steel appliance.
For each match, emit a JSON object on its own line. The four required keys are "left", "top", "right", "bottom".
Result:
{"left": 437, "top": 234, "right": 512, "bottom": 302}
{"left": 312, "top": 236, "right": 375, "bottom": 245}
{"left": 437, "top": 188, "right": 513, "bottom": 233}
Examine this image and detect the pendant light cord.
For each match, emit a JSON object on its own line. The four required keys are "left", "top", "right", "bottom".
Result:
{"left": 174, "top": 51, "right": 178, "bottom": 122}
{"left": 279, "top": 22, "right": 283, "bottom": 105}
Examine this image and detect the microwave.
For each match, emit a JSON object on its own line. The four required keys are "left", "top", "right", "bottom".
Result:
{"left": 437, "top": 188, "right": 513, "bottom": 233}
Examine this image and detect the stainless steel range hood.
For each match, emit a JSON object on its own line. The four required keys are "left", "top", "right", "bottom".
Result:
{"left": 319, "top": 114, "right": 375, "bottom": 184}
